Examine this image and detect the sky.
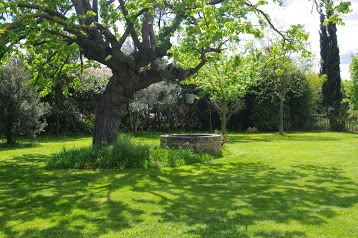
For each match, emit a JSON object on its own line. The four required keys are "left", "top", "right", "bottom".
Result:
{"left": 263, "top": 0, "right": 358, "bottom": 80}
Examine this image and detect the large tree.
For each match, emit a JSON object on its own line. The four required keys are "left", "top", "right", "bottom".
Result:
{"left": 313, "top": 0, "right": 351, "bottom": 116}
{"left": 1, "top": 0, "right": 286, "bottom": 146}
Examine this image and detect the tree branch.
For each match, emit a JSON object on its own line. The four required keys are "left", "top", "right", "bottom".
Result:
{"left": 92, "top": 0, "right": 99, "bottom": 22}
{"left": 94, "top": 23, "right": 119, "bottom": 47}
{"left": 1, "top": 13, "right": 66, "bottom": 35}
{"left": 118, "top": 0, "right": 142, "bottom": 48}
{"left": 141, "top": 10, "right": 152, "bottom": 49}
{"left": 244, "top": 1, "right": 288, "bottom": 41}
{"left": 118, "top": 28, "right": 130, "bottom": 48}
{"left": 45, "top": 30, "right": 76, "bottom": 44}
{"left": 17, "top": 3, "right": 68, "bottom": 20}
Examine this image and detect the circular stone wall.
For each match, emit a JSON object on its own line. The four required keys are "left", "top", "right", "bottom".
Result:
{"left": 160, "top": 134, "right": 222, "bottom": 155}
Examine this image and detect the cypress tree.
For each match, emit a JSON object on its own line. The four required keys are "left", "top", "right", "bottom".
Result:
{"left": 319, "top": 14, "right": 329, "bottom": 76}
{"left": 319, "top": 1, "right": 342, "bottom": 116}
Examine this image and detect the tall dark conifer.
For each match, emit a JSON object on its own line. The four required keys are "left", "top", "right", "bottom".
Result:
{"left": 319, "top": 14, "right": 329, "bottom": 76}
{"left": 319, "top": 1, "right": 342, "bottom": 116}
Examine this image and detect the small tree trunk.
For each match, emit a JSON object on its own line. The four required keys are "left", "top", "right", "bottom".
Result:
{"left": 279, "top": 96, "right": 284, "bottom": 135}
{"left": 6, "top": 134, "right": 15, "bottom": 144}
{"left": 129, "top": 109, "right": 134, "bottom": 133}
{"left": 207, "top": 99, "right": 213, "bottom": 134}
{"left": 55, "top": 108, "right": 60, "bottom": 136}
{"left": 221, "top": 100, "right": 228, "bottom": 135}
{"left": 6, "top": 132, "right": 15, "bottom": 144}
{"left": 6, "top": 123, "right": 15, "bottom": 144}
{"left": 54, "top": 84, "right": 62, "bottom": 136}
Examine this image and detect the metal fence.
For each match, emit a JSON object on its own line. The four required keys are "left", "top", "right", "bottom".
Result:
{"left": 300, "top": 116, "right": 358, "bottom": 132}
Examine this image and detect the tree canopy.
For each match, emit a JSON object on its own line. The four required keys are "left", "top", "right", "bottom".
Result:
{"left": 184, "top": 47, "right": 260, "bottom": 134}
{"left": 0, "top": 0, "right": 285, "bottom": 71}
{"left": 256, "top": 25, "right": 310, "bottom": 135}
{"left": 1, "top": 0, "right": 294, "bottom": 145}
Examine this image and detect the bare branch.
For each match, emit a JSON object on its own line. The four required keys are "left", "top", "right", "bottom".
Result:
{"left": 141, "top": 10, "right": 151, "bottom": 49}
{"left": 118, "top": 0, "right": 142, "bottom": 48}
{"left": 244, "top": 1, "right": 288, "bottom": 41}
{"left": 118, "top": 28, "right": 130, "bottom": 48}
{"left": 94, "top": 23, "right": 119, "bottom": 46}
{"left": 184, "top": 59, "right": 207, "bottom": 79}
{"left": 227, "top": 100, "right": 246, "bottom": 121}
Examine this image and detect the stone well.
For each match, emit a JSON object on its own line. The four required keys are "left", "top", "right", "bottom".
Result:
{"left": 160, "top": 134, "right": 222, "bottom": 155}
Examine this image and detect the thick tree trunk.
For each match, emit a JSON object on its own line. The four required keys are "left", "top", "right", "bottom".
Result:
{"left": 92, "top": 67, "right": 134, "bottom": 147}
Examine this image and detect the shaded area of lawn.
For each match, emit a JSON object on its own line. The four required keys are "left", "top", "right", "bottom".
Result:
{"left": 1, "top": 161, "right": 357, "bottom": 237}
{"left": 0, "top": 142, "right": 39, "bottom": 152}
{"left": 0, "top": 132, "right": 358, "bottom": 237}
{"left": 130, "top": 162, "right": 358, "bottom": 237}
{"left": 0, "top": 154, "right": 143, "bottom": 237}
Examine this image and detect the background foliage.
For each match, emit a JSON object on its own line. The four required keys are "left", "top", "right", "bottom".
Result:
{"left": 0, "top": 57, "right": 47, "bottom": 143}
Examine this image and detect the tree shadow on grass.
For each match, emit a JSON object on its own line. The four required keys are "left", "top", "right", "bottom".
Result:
{"left": 255, "top": 230, "right": 307, "bottom": 238}
{"left": 1, "top": 153, "right": 357, "bottom": 237}
{"left": 36, "top": 135, "right": 92, "bottom": 144}
{"left": 0, "top": 142, "right": 39, "bottom": 152}
{"left": 131, "top": 162, "right": 358, "bottom": 237}
{"left": 0, "top": 154, "right": 144, "bottom": 238}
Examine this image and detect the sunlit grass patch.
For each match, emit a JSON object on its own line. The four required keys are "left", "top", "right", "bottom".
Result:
{"left": 0, "top": 132, "right": 357, "bottom": 237}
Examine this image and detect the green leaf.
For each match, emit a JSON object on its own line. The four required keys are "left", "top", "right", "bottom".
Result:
{"left": 85, "top": 10, "right": 97, "bottom": 18}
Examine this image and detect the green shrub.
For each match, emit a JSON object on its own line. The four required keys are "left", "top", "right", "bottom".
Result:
{"left": 47, "top": 136, "right": 216, "bottom": 170}
{"left": 150, "top": 147, "right": 213, "bottom": 167}
{"left": 250, "top": 99, "right": 291, "bottom": 131}
{"left": 47, "top": 135, "right": 150, "bottom": 170}
{"left": 78, "top": 119, "right": 95, "bottom": 134}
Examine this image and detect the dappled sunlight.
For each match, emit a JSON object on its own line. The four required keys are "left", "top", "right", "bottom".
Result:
{"left": 0, "top": 154, "right": 145, "bottom": 237}
{"left": 128, "top": 162, "right": 358, "bottom": 237}
{"left": 0, "top": 133, "right": 358, "bottom": 237}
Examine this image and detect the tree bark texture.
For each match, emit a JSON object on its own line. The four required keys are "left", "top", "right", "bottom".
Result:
{"left": 92, "top": 65, "right": 135, "bottom": 146}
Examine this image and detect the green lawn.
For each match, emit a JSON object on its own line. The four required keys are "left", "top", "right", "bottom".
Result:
{"left": 1, "top": 132, "right": 357, "bottom": 237}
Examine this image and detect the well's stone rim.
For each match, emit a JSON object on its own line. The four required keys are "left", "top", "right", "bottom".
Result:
{"left": 160, "top": 133, "right": 222, "bottom": 155}
{"left": 160, "top": 133, "right": 221, "bottom": 138}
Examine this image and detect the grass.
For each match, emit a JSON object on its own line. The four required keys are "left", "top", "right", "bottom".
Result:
{"left": 0, "top": 132, "right": 357, "bottom": 237}
{"left": 46, "top": 135, "right": 216, "bottom": 170}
